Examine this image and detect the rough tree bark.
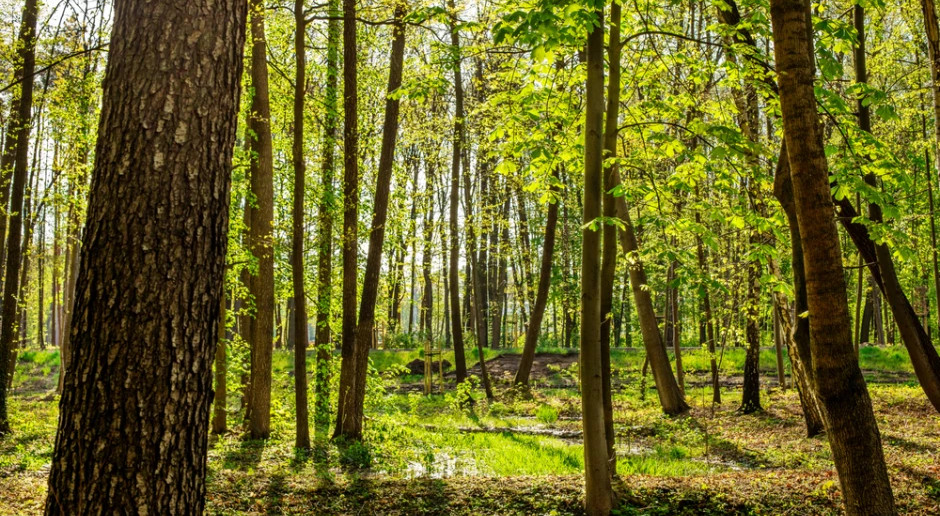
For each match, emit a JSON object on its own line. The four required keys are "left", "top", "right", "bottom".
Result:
{"left": 43, "top": 0, "right": 246, "bottom": 511}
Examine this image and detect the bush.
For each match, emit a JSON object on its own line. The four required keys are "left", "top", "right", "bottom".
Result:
{"left": 338, "top": 439, "right": 373, "bottom": 469}
{"left": 535, "top": 405, "right": 559, "bottom": 424}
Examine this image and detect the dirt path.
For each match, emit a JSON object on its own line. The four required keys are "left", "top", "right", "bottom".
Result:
{"left": 449, "top": 352, "right": 579, "bottom": 384}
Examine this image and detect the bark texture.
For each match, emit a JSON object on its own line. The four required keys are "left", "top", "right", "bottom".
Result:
{"left": 43, "top": 0, "right": 246, "bottom": 511}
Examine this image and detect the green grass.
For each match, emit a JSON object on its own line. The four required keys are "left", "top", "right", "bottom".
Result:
{"left": 3, "top": 343, "right": 938, "bottom": 515}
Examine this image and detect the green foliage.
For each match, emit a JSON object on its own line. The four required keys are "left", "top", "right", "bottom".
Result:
{"left": 534, "top": 404, "right": 559, "bottom": 424}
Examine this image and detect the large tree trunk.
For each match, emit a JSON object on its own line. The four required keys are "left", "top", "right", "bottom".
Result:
{"left": 581, "top": 5, "right": 613, "bottom": 514}
{"left": 770, "top": 0, "right": 896, "bottom": 513}
{"left": 334, "top": 0, "right": 361, "bottom": 440}
{"left": 43, "top": 0, "right": 245, "bottom": 510}
{"left": 338, "top": 6, "right": 405, "bottom": 440}
{"left": 0, "top": 0, "right": 37, "bottom": 434}
{"left": 447, "top": 0, "right": 468, "bottom": 383}
{"left": 514, "top": 171, "right": 559, "bottom": 386}
{"left": 291, "top": 0, "right": 311, "bottom": 449}
{"left": 314, "top": 0, "right": 340, "bottom": 436}
{"left": 246, "top": 0, "right": 275, "bottom": 440}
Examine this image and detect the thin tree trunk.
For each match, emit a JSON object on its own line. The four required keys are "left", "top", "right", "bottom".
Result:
{"left": 291, "top": 0, "right": 310, "bottom": 449}
{"left": 447, "top": 0, "right": 467, "bottom": 383}
{"left": 314, "top": 0, "right": 340, "bottom": 436}
{"left": 246, "top": 0, "right": 276, "bottom": 440}
{"left": 339, "top": 5, "right": 405, "bottom": 440}
{"left": 515, "top": 172, "right": 560, "bottom": 385}
{"left": 0, "top": 0, "right": 37, "bottom": 433}
{"left": 334, "top": 0, "right": 361, "bottom": 440}
{"left": 599, "top": 1, "right": 621, "bottom": 469}
{"left": 213, "top": 291, "right": 228, "bottom": 435}
{"left": 581, "top": 5, "right": 613, "bottom": 512}
{"left": 612, "top": 179, "right": 688, "bottom": 415}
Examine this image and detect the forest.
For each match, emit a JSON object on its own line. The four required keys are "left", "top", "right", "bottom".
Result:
{"left": 0, "top": 0, "right": 938, "bottom": 514}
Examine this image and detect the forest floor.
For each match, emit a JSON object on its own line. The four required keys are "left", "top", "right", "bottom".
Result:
{"left": 1, "top": 345, "right": 938, "bottom": 515}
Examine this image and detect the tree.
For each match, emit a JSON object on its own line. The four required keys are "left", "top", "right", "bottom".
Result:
{"left": 337, "top": 2, "right": 407, "bottom": 441}
{"left": 334, "top": 0, "right": 361, "bottom": 440}
{"left": 291, "top": 0, "right": 311, "bottom": 450}
{"left": 43, "top": 0, "right": 247, "bottom": 510}
{"left": 447, "top": 0, "right": 468, "bottom": 383}
{"left": 246, "top": 0, "right": 276, "bottom": 440}
{"left": 581, "top": 3, "right": 613, "bottom": 514}
{"left": 314, "top": 0, "right": 341, "bottom": 436}
{"left": 599, "top": 0, "right": 622, "bottom": 464}
{"left": 0, "top": 0, "right": 38, "bottom": 435}
{"left": 514, "top": 170, "right": 559, "bottom": 386}
{"left": 769, "top": 0, "right": 896, "bottom": 512}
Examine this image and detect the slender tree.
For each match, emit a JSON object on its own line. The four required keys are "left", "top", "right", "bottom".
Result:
{"left": 314, "top": 0, "right": 341, "bottom": 436}
{"left": 334, "top": 0, "right": 361, "bottom": 440}
{"left": 447, "top": 0, "right": 468, "bottom": 383}
{"left": 0, "top": 0, "right": 37, "bottom": 434}
{"left": 246, "top": 0, "right": 276, "bottom": 440}
{"left": 581, "top": 3, "right": 613, "bottom": 513}
{"left": 514, "top": 171, "right": 559, "bottom": 386}
{"left": 338, "top": 3, "right": 407, "bottom": 440}
{"left": 291, "top": 0, "right": 311, "bottom": 449}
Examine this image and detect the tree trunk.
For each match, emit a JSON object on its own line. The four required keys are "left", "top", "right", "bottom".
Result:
{"left": 740, "top": 238, "right": 762, "bottom": 414}
{"left": 514, "top": 172, "right": 559, "bottom": 385}
{"left": 599, "top": 1, "right": 621, "bottom": 469}
{"left": 770, "top": 0, "right": 896, "bottom": 512}
{"left": 581, "top": 6, "right": 613, "bottom": 514}
{"left": 773, "top": 143, "right": 827, "bottom": 437}
{"left": 447, "top": 0, "right": 467, "bottom": 383}
{"left": 612, "top": 178, "right": 688, "bottom": 415}
{"left": 774, "top": 308, "right": 787, "bottom": 389}
{"left": 334, "top": 0, "right": 361, "bottom": 440}
{"left": 0, "top": 0, "right": 37, "bottom": 434}
{"left": 213, "top": 291, "right": 228, "bottom": 435}
{"left": 43, "top": 0, "right": 246, "bottom": 510}
{"left": 291, "top": 0, "right": 311, "bottom": 449}
{"left": 338, "top": 5, "right": 405, "bottom": 440}
{"left": 314, "top": 0, "right": 340, "bottom": 436}
{"left": 246, "top": 0, "right": 276, "bottom": 440}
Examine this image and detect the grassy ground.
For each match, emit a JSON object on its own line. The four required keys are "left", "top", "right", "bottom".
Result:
{"left": 1, "top": 346, "right": 938, "bottom": 515}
